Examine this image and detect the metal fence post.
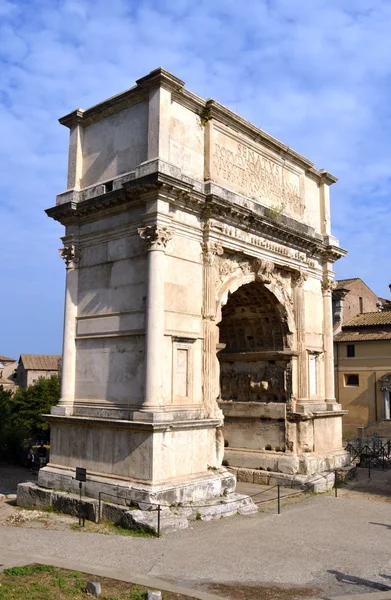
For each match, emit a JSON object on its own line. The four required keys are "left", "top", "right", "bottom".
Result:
{"left": 98, "top": 492, "right": 101, "bottom": 524}
{"left": 335, "top": 470, "right": 338, "bottom": 497}
{"left": 157, "top": 504, "right": 161, "bottom": 538}
{"left": 78, "top": 481, "right": 85, "bottom": 527}
{"left": 277, "top": 485, "right": 281, "bottom": 515}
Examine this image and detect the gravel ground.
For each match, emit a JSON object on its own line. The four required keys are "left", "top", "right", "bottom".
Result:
{"left": 2, "top": 465, "right": 391, "bottom": 599}
{"left": 2, "top": 492, "right": 391, "bottom": 598}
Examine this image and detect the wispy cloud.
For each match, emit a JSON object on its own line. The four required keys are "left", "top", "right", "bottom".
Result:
{"left": 1, "top": 0, "right": 391, "bottom": 356}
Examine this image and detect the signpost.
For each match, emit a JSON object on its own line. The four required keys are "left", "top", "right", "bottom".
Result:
{"left": 75, "top": 467, "right": 87, "bottom": 527}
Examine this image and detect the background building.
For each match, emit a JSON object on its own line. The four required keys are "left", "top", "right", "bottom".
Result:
{"left": 333, "top": 282, "right": 391, "bottom": 437}
{"left": 333, "top": 278, "right": 380, "bottom": 334}
{"left": 15, "top": 354, "right": 61, "bottom": 388}
{"left": 0, "top": 355, "right": 17, "bottom": 391}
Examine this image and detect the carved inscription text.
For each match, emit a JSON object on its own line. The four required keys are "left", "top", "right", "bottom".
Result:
{"left": 213, "top": 139, "right": 302, "bottom": 215}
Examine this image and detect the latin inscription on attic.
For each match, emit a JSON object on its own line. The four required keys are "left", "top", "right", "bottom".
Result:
{"left": 212, "top": 129, "right": 303, "bottom": 217}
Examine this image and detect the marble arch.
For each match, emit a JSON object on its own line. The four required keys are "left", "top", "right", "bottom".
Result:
{"left": 35, "top": 68, "right": 350, "bottom": 505}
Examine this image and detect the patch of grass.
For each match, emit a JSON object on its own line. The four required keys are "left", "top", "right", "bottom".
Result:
{"left": 3, "top": 565, "right": 56, "bottom": 576}
{"left": 112, "top": 524, "right": 154, "bottom": 538}
{"left": 0, "top": 566, "right": 193, "bottom": 600}
{"left": 129, "top": 587, "right": 147, "bottom": 600}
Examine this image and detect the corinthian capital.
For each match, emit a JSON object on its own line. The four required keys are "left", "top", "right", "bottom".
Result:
{"left": 138, "top": 225, "right": 172, "bottom": 251}
{"left": 59, "top": 244, "right": 80, "bottom": 269}
{"left": 202, "top": 241, "right": 223, "bottom": 266}
{"left": 291, "top": 269, "right": 308, "bottom": 288}
{"left": 322, "top": 277, "right": 337, "bottom": 293}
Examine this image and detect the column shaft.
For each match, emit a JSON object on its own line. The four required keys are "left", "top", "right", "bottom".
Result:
{"left": 144, "top": 248, "right": 165, "bottom": 408}
{"left": 138, "top": 224, "right": 172, "bottom": 412}
{"left": 202, "top": 242, "right": 223, "bottom": 418}
{"left": 293, "top": 280, "right": 307, "bottom": 401}
{"left": 60, "top": 267, "right": 78, "bottom": 403}
{"left": 323, "top": 287, "right": 335, "bottom": 401}
{"left": 53, "top": 243, "right": 80, "bottom": 415}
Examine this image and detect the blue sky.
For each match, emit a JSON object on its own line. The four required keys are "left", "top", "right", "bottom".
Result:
{"left": 1, "top": 0, "right": 391, "bottom": 359}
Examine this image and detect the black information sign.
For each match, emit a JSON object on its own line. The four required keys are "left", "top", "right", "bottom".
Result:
{"left": 75, "top": 467, "right": 87, "bottom": 482}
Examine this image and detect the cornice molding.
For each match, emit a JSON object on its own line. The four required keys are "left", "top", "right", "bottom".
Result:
{"left": 46, "top": 170, "right": 345, "bottom": 261}
{"left": 135, "top": 67, "right": 185, "bottom": 92}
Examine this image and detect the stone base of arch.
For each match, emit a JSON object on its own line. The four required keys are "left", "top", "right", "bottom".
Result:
{"left": 220, "top": 400, "right": 349, "bottom": 485}
{"left": 227, "top": 448, "right": 350, "bottom": 492}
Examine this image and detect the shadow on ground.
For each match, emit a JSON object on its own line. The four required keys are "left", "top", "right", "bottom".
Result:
{"left": 328, "top": 569, "right": 391, "bottom": 592}
{"left": 191, "top": 582, "right": 321, "bottom": 600}
{"left": 0, "top": 463, "right": 36, "bottom": 495}
{"left": 338, "top": 467, "right": 391, "bottom": 501}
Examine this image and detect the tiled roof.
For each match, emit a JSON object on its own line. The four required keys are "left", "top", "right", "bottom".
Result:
{"left": 343, "top": 312, "right": 391, "bottom": 327}
{"left": 335, "top": 278, "right": 361, "bottom": 289}
{"left": 0, "top": 355, "right": 16, "bottom": 363}
{"left": 19, "top": 354, "right": 61, "bottom": 371}
{"left": 335, "top": 331, "right": 391, "bottom": 342}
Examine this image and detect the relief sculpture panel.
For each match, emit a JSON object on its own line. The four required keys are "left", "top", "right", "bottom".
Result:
{"left": 220, "top": 360, "right": 290, "bottom": 403}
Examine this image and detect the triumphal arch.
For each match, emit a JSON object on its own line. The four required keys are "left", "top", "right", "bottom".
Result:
{"left": 41, "top": 68, "right": 348, "bottom": 503}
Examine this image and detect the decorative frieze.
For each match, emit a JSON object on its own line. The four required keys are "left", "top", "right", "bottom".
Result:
{"left": 138, "top": 225, "right": 172, "bottom": 250}
{"left": 207, "top": 220, "right": 317, "bottom": 268}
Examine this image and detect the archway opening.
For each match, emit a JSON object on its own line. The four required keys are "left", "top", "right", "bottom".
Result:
{"left": 217, "top": 280, "right": 293, "bottom": 456}
{"left": 218, "top": 280, "right": 292, "bottom": 404}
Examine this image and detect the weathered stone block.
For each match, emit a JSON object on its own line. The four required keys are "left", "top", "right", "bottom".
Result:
{"left": 52, "top": 491, "right": 98, "bottom": 522}
{"left": 277, "top": 456, "right": 300, "bottom": 475}
{"left": 335, "top": 465, "right": 356, "bottom": 483}
{"left": 237, "top": 468, "right": 254, "bottom": 483}
{"left": 102, "top": 503, "right": 188, "bottom": 534}
{"left": 86, "top": 582, "right": 101, "bottom": 597}
{"left": 17, "top": 483, "right": 52, "bottom": 510}
{"left": 128, "top": 509, "right": 188, "bottom": 534}
{"left": 237, "top": 503, "right": 259, "bottom": 515}
{"left": 307, "top": 471, "right": 335, "bottom": 492}
{"left": 101, "top": 502, "right": 129, "bottom": 526}
{"left": 253, "top": 470, "right": 269, "bottom": 485}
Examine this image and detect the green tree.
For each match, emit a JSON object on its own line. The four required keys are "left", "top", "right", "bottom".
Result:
{"left": 0, "top": 385, "right": 12, "bottom": 449}
{"left": 9, "top": 375, "right": 60, "bottom": 443}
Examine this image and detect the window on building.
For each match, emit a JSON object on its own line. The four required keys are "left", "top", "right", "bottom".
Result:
{"left": 104, "top": 181, "right": 113, "bottom": 193}
{"left": 359, "top": 297, "right": 363, "bottom": 313}
{"left": 347, "top": 344, "right": 355, "bottom": 357}
{"left": 345, "top": 374, "right": 359, "bottom": 386}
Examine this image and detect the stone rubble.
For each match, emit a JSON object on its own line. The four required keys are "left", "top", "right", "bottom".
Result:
{"left": 86, "top": 581, "right": 101, "bottom": 597}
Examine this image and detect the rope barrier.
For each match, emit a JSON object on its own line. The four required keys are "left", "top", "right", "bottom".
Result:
{"left": 97, "top": 469, "right": 340, "bottom": 519}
